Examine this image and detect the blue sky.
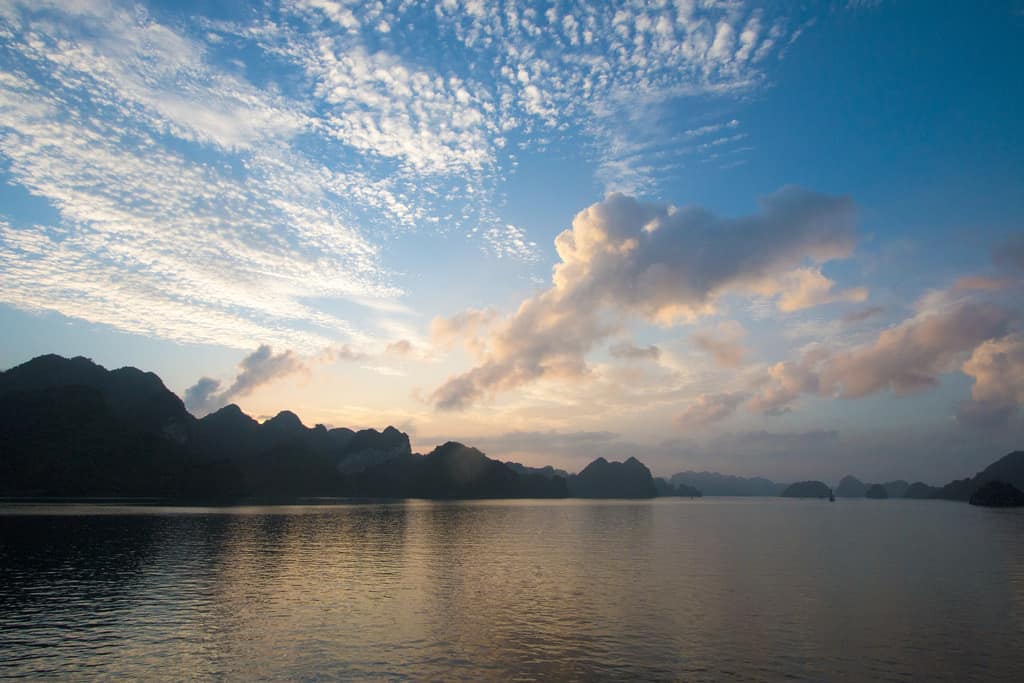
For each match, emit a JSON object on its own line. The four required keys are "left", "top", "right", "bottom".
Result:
{"left": 1, "top": 0, "right": 1023, "bottom": 481}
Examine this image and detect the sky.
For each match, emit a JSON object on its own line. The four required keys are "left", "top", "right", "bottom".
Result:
{"left": 1, "top": 0, "right": 1023, "bottom": 483}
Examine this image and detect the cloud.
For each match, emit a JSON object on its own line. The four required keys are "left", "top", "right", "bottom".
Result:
{"left": 327, "top": 344, "right": 370, "bottom": 362}
{"left": 431, "top": 187, "right": 859, "bottom": 409}
{"left": 769, "top": 267, "right": 868, "bottom": 312}
{"left": 841, "top": 305, "right": 885, "bottom": 324}
{"left": 676, "top": 392, "right": 746, "bottom": 427}
{"left": 183, "top": 378, "right": 223, "bottom": 417}
{"left": 952, "top": 275, "right": 1015, "bottom": 292}
{"left": 993, "top": 233, "right": 1024, "bottom": 271}
{"left": 752, "top": 300, "right": 1016, "bottom": 415}
{"left": 609, "top": 341, "right": 661, "bottom": 361}
{"left": 0, "top": 0, "right": 405, "bottom": 352}
{"left": 430, "top": 308, "right": 499, "bottom": 354}
{"left": 384, "top": 339, "right": 414, "bottom": 357}
{"left": 467, "top": 429, "right": 622, "bottom": 453}
{"left": 692, "top": 321, "right": 747, "bottom": 368}
{"left": 730, "top": 429, "right": 840, "bottom": 455}
{"left": 957, "top": 334, "right": 1024, "bottom": 427}
{"left": 184, "top": 345, "right": 306, "bottom": 415}
{"left": 822, "top": 302, "right": 1011, "bottom": 398}
{"left": 0, "top": 0, "right": 815, "bottom": 351}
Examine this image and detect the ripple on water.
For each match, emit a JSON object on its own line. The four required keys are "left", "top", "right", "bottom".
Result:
{"left": 1, "top": 499, "right": 1023, "bottom": 681}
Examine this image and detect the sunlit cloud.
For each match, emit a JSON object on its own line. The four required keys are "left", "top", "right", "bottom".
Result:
{"left": 431, "top": 187, "right": 859, "bottom": 410}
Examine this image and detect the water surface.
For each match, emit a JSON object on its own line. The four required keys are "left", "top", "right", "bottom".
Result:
{"left": 2, "top": 498, "right": 1023, "bottom": 681}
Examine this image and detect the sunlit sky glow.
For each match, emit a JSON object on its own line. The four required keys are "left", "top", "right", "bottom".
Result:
{"left": 2, "top": 0, "right": 1023, "bottom": 481}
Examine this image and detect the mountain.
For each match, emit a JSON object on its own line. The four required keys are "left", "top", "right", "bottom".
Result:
{"left": 865, "top": 483, "right": 888, "bottom": 499}
{"left": 505, "top": 461, "right": 571, "bottom": 480}
{"left": 0, "top": 355, "right": 410, "bottom": 498}
{"left": 836, "top": 475, "right": 867, "bottom": 497}
{"left": 335, "top": 426, "right": 411, "bottom": 473}
{"left": 838, "top": 476, "right": 907, "bottom": 498}
{"left": 883, "top": 480, "right": 909, "bottom": 498}
{"left": 568, "top": 457, "right": 657, "bottom": 498}
{"left": 0, "top": 355, "right": 228, "bottom": 497}
{"left": 4, "top": 354, "right": 635, "bottom": 500}
{"left": 781, "top": 481, "right": 831, "bottom": 498}
{"left": 968, "top": 481, "right": 1024, "bottom": 508}
{"left": 654, "top": 477, "right": 702, "bottom": 498}
{"left": 936, "top": 451, "right": 1024, "bottom": 501}
{"left": 669, "top": 471, "right": 786, "bottom": 496}
{"left": 904, "top": 481, "right": 940, "bottom": 499}
{"left": 345, "top": 442, "right": 568, "bottom": 499}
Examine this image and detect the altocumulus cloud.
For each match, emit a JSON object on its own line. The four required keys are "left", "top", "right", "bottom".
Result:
{"left": 0, "top": 0, "right": 810, "bottom": 353}
{"left": 431, "top": 187, "right": 860, "bottom": 409}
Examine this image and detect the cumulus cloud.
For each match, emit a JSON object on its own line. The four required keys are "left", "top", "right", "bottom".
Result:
{"left": 751, "top": 301, "right": 1015, "bottom": 415}
{"left": 431, "top": 187, "right": 859, "bottom": 409}
{"left": 609, "top": 341, "right": 661, "bottom": 360}
{"left": 822, "top": 302, "right": 1010, "bottom": 397}
{"left": 692, "top": 321, "right": 747, "bottom": 368}
{"left": 184, "top": 345, "right": 306, "bottom": 415}
{"left": 676, "top": 392, "right": 746, "bottom": 427}
{"left": 768, "top": 267, "right": 868, "bottom": 312}
{"left": 957, "top": 334, "right": 1024, "bottom": 427}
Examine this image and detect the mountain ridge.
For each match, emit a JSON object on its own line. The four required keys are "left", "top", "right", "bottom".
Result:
{"left": 0, "top": 354, "right": 689, "bottom": 500}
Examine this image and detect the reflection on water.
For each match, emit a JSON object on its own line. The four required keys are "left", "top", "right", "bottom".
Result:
{"left": 2, "top": 499, "right": 1024, "bottom": 681}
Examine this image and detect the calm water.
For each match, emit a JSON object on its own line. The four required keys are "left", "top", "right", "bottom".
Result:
{"left": 1, "top": 498, "right": 1023, "bottom": 681}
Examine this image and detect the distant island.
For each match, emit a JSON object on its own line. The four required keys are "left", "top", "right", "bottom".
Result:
{"left": 669, "top": 455, "right": 1024, "bottom": 508}
{"left": 1, "top": 354, "right": 1020, "bottom": 506}
{"left": 668, "top": 471, "right": 786, "bottom": 496}
{"left": 781, "top": 481, "right": 832, "bottom": 499}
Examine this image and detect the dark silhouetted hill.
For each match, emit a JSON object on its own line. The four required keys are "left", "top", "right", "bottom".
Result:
{"left": 969, "top": 480, "right": 1024, "bottom": 507}
{"left": 935, "top": 451, "right": 1024, "bottom": 501}
{"left": 569, "top": 457, "right": 657, "bottom": 498}
{"left": 505, "top": 461, "right": 571, "bottom": 480}
{"left": 0, "top": 355, "right": 229, "bottom": 497}
{"left": 346, "top": 442, "right": 568, "bottom": 499}
{"left": 669, "top": 471, "right": 786, "bottom": 496}
{"left": 836, "top": 475, "right": 867, "bottom": 497}
{"left": 883, "top": 480, "right": 909, "bottom": 498}
{"left": 0, "top": 355, "right": 592, "bottom": 500}
{"left": 838, "top": 475, "right": 908, "bottom": 498}
{"left": 865, "top": 483, "right": 888, "bottom": 499}
{"left": 781, "top": 481, "right": 831, "bottom": 498}
{"left": 904, "top": 481, "right": 939, "bottom": 499}
{"left": 0, "top": 355, "right": 410, "bottom": 498}
{"left": 654, "top": 477, "right": 702, "bottom": 497}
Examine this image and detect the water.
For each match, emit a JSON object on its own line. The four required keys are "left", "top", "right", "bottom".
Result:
{"left": 1, "top": 498, "right": 1023, "bottom": 681}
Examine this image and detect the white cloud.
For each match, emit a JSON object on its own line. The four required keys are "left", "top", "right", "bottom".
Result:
{"left": 958, "top": 334, "right": 1024, "bottom": 427}
{"left": 0, "top": 0, "right": 812, "bottom": 354}
{"left": 692, "top": 321, "right": 748, "bottom": 368}
{"left": 751, "top": 296, "right": 1018, "bottom": 416}
{"left": 431, "top": 187, "right": 859, "bottom": 409}
{"left": 676, "top": 391, "right": 746, "bottom": 427}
